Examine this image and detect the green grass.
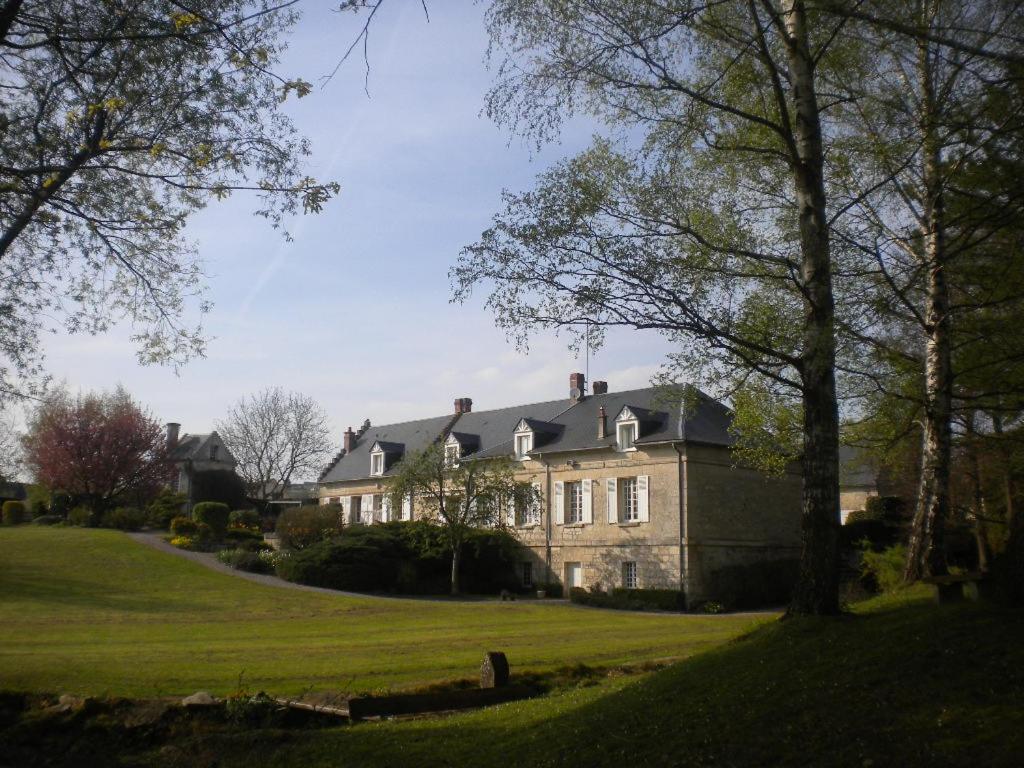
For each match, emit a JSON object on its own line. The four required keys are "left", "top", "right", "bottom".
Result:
{"left": 0, "top": 527, "right": 760, "bottom": 697}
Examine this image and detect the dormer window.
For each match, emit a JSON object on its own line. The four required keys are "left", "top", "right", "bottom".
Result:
{"left": 444, "top": 442, "right": 460, "bottom": 467}
{"left": 370, "top": 449, "right": 384, "bottom": 476}
{"left": 209, "top": 444, "right": 219, "bottom": 461}
{"left": 616, "top": 408, "right": 639, "bottom": 451}
{"left": 513, "top": 420, "right": 534, "bottom": 460}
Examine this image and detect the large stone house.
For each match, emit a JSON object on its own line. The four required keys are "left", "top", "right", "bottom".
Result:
{"left": 318, "top": 374, "right": 802, "bottom": 604}
{"left": 166, "top": 423, "right": 238, "bottom": 512}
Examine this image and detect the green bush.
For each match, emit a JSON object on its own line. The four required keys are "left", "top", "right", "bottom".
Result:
{"left": 50, "top": 493, "right": 72, "bottom": 519}
{"left": 229, "top": 509, "right": 262, "bottom": 531}
{"left": 101, "top": 507, "right": 146, "bottom": 531}
{"left": 67, "top": 505, "right": 95, "bottom": 527}
{"left": 28, "top": 498, "right": 49, "bottom": 519}
{"left": 568, "top": 587, "right": 685, "bottom": 612}
{"left": 275, "top": 505, "right": 344, "bottom": 550}
{"left": 193, "top": 501, "right": 231, "bottom": 539}
{"left": 32, "top": 514, "right": 63, "bottom": 526}
{"left": 217, "top": 548, "right": 273, "bottom": 574}
{"left": 538, "top": 582, "right": 563, "bottom": 599}
{"left": 147, "top": 490, "right": 186, "bottom": 529}
{"left": 170, "top": 516, "right": 199, "bottom": 537}
{"left": 190, "top": 469, "right": 248, "bottom": 511}
{"left": 860, "top": 543, "right": 907, "bottom": 594}
{"left": 224, "top": 527, "right": 264, "bottom": 546}
{"left": 2, "top": 500, "right": 27, "bottom": 525}
{"left": 708, "top": 559, "right": 800, "bottom": 610}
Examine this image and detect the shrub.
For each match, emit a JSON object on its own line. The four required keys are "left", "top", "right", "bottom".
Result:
{"left": 275, "top": 505, "right": 344, "bottom": 550}
{"left": 538, "top": 582, "right": 563, "bottom": 598}
{"left": 101, "top": 507, "right": 145, "bottom": 531}
{"left": 224, "top": 528, "right": 264, "bottom": 546}
{"left": 170, "top": 516, "right": 199, "bottom": 537}
{"left": 190, "top": 469, "right": 248, "bottom": 511}
{"left": 708, "top": 559, "right": 800, "bottom": 610}
{"left": 193, "top": 501, "right": 230, "bottom": 539}
{"left": 169, "top": 527, "right": 215, "bottom": 552}
{"left": 50, "top": 493, "right": 72, "bottom": 519}
{"left": 229, "top": 509, "right": 262, "bottom": 531}
{"left": 169, "top": 535, "right": 196, "bottom": 550}
{"left": 67, "top": 505, "right": 95, "bottom": 527}
{"left": 276, "top": 528, "right": 409, "bottom": 592}
{"left": 32, "top": 514, "right": 63, "bottom": 526}
{"left": 147, "top": 490, "right": 186, "bottom": 529}
{"left": 217, "top": 548, "right": 273, "bottom": 574}
{"left": 568, "top": 586, "right": 685, "bottom": 612}
{"left": 860, "top": 543, "right": 907, "bottom": 594}
{"left": 28, "top": 497, "right": 49, "bottom": 519}
{"left": 2, "top": 501, "right": 27, "bottom": 525}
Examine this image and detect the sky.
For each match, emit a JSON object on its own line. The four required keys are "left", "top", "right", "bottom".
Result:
{"left": 37, "top": 3, "right": 677, "bottom": 445}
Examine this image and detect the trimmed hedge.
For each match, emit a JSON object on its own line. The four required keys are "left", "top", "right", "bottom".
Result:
{"left": 217, "top": 548, "right": 274, "bottom": 574}
{"left": 170, "top": 516, "right": 199, "bottom": 537}
{"left": 101, "top": 507, "right": 145, "bottom": 531}
{"left": 276, "top": 521, "right": 522, "bottom": 595}
{"left": 569, "top": 587, "right": 685, "bottom": 612}
{"left": 147, "top": 490, "right": 186, "bottom": 530}
{"left": 2, "top": 500, "right": 27, "bottom": 525}
{"left": 229, "top": 509, "right": 262, "bottom": 531}
{"left": 193, "top": 502, "right": 231, "bottom": 539}
{"left": 68, "top": 506, "right": 96, "bottom": 527}
{"left": 32, "top": 514, "right": 63, "bottom": 526}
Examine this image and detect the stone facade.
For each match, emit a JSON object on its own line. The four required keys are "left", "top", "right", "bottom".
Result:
{"left": 317, "top": 375, "right": 804, "bottom": 606}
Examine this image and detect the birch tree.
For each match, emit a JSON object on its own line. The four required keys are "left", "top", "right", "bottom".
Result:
{"left": 454, "top": 0, "right": 848, "bottom": 614}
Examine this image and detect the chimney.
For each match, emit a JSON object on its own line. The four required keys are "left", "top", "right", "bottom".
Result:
{"left": 343, "top": 427, "right": 356, "bottom": 453}
{"left": 598, "top": 406, "right": 607, "bottom": 440}
{"left": 165, "top": 422, "right": 180, "bottom": 449}
{"left": 592, "top": 380, "right": 608, "bottom": 395}
{"left": 569, "top": 372, "right": 586, "bottom": 402}
{"left": 454, "top": 397, "right": 473, "bottom": 414}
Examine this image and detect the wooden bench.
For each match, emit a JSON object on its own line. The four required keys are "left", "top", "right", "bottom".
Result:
{"left": 923, "top": 572, "right": 991, "bottom": 604}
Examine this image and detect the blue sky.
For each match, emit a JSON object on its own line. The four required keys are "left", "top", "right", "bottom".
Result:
{"left": 40, "top": 3, "right": 676, "bottom": 443}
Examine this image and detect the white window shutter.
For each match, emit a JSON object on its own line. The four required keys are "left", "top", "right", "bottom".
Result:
{"left": 606, "top": 478, "right": 618, "bottom": 523}
{"left": 382, "top": 494, "right": 393, "bottom": 522}
{"left": 402, "top": 493, "right": 412, "bottom": 521}
{"left": 531, "top": 482, "right": 542, "bottom": 524}
{"left": 638, "top": 475, "right": 650, "bottom": 522}
{"left": 582, "top": 479, "right": 593, "bottom": 524}
{"left": 554, "top": 481, "right": 565, "bottom": 525}
{"left": 341, "top": 496, "right": 352, "bottom": 524}
{"left": 362, "top": 494, "right": 374, "bottom": 523}
{"left": 506, "top": 494, "right": 516, "bottom": 527}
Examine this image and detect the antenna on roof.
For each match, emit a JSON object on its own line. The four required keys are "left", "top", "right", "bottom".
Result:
{"left": 585, "top": 320, "right": 590, "bottom": 393}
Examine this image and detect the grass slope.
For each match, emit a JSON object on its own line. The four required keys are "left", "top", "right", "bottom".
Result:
{"left": 198, "top": 592, "right": 1024, "bottom": 768}
{"left": 0, "top": 527, "right": 758, "bottom": 697}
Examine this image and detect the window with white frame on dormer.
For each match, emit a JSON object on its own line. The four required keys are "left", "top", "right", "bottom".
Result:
{"left": 444, "top": 441, "right": 460, "bottom": 467}
{"left": 370, "top": 450, "right": 384, "bottom": 476}
{"left": 514, "top": 431, "right": 532, "bottom": 460}
{"left": 616, "top": 408, "right": 638, "bottom": 451}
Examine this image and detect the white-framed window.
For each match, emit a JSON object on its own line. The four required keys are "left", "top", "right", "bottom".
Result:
{"left": 370, "top": 450, "right": 384, "bottom": 477}
{"left": 620, "top": 477, "right": 639, "bottom": 522}
{"left": 444, "top": 442, "right": 460, "bottom": 467}
{"left": 522, "top": 561, "right": 533, "bottom": 588}
{"left": 514, "top": 432, "right": 532, "bottom": 460}
{"left": 373, "top": 494, "right": 383, "bottom": 513}
{"left": 622, "top": 561, "right": 638, "bottom": 589}
{"left": 617, "top": 421, "right": 637, "bottom": 451}
{"left": 566, "top": 481, "right": 584, "bottom": 524}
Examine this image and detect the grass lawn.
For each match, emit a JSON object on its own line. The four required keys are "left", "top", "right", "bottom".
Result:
{"left": 0, "top": 527, "right": 761, "bottom": 697}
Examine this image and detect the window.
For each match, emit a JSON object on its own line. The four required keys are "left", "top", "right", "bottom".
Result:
{"left": 515, "top": 433, "right": 532, "bottom": 460}
{"left": 622, "top": 561, "right": 638, "bottom": 589}
{"left": 620, "top": 477, "right": 639, "bottom": 522}
{"left": 521, "top": 562, "right": 533, "bottom": 588}
{"left": 617, "top": 422, "right": 637, "bottom": 451}
{"left": 209, "top": 444, "right": 219, "bottom": 460}
{"left": 373, "top": 494, "right": 383, "bottom": 512}
{"left": 444, "top": 442, "right": 460, "bottom": 467}
{"left": 566, "top": 481, "right": 584, "bottom": 524}
{"left": 370, "top": 451, "right": 384, "bottom": 476}
{"left": 351, "top": 495, "right": 362, "bottom": 523}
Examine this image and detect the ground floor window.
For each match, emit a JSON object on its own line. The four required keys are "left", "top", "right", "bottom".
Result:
{"left": 566, "top": 482, "right": 584, "bottom": 524}
{"left": 351, "top": 496, "right": 362, "bottom": 523}
{"left": 622, "top": 561, "right": 638, "bottom": 589}
{"left": 521, "top": 562, "right": 533, "bottom": 588}
{"left": 620, "top": 478, "right": 639, "bottom": 522}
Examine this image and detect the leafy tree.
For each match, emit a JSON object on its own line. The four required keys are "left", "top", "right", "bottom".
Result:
{"left": 385, "top": 442, "right": 534, "bottom": 595}
{"left": 21, "top": 387, "right": 172, "bottom": 510}
{"left": 0, "top": 0, "right": 338, "bottom": 401}
{"left": 217, "top": 387, "right": 334, "bottom": 508}
{"left": 454, "top": 0, "right": 850, "bottom": 613}
{"left": 0, "top": 406, "right": 20, "bottom": 481}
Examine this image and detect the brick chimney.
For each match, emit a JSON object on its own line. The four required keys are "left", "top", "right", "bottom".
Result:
{"left": 569, "top": 372, "right": 586, "bottom": 402}
{"left": 592, "top": 380, "right": 608, "bottom": 395}
{"left": 343, "top": 427, "right": 356, "bottom": 453}
{"left": 597, "top": 406, "right": 607, "bottom": 439}
{"left": 165, "top": 422, "right": 180, "bottom": 449}
{"left": 454, "top": 397, "right": 473, "bottom": 414}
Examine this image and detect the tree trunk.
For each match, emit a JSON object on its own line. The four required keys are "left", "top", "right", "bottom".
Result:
{"left": 782, "top": 0, "right": 841, "bottom": 615}
{"left": 905, "top": 28, "right": 952, "bottom": 582}
{"left": 965, "top": 414, "right": 991, "bottom": 571}
{"left": 450, "top": 543, "right": 461, "bottom": 596}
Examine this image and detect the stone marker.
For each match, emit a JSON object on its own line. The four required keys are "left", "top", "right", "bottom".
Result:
{"left": 182, "top": 691, "right": 217, "bottom": 707}
{"left": 480, "top": 651, "right": 510, "bottom": 689}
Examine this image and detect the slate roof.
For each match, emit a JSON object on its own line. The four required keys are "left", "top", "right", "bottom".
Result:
{"left": 319, "top": 387, "right": 735, "bottom": 482}
{"left": 320, "top": 414, "right": 458, "bottom": 483}
{"left": 169, "top": 432, "right": 236, "bottom": 465}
